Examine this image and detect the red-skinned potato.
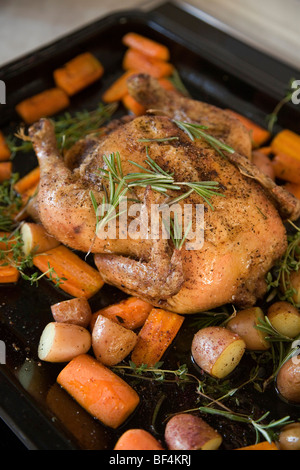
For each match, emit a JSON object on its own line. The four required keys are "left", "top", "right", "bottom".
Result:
{"left": 267, "top": 301, "right": 300, "bottom": 338}
{"left": 191, "top": 326, "right": 246, "bottom": 379}
{"left": 38, "top": 322, "right": 91, "bottom": 362}
{"left": 278, "top": 423, "right": 300, "bottom": 450}
{"left": 164, "top": 413, "right": 222, "bottom": 450}
{"left": 92, "top": 314, "right": 137, "bottom": 366}
{"left": 252, "top": 150, "right": 275, "bottom": 180}
{"left": 226, "top": 307, "right": 270, "bottom": 351}
{"left": 51, "top": 297, "right": 92, "bottom": 328}
{"left": 276, "top": 357, "right": 300, "bottom": 404}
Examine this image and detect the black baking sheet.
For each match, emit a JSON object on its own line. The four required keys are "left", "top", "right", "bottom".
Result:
{"left": 0, "top": 1, "right": 299, "bottom": 450}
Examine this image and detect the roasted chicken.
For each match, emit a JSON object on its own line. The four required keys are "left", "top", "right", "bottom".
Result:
{"left": 28, "top": 74, "right": 300, "bottom": 314}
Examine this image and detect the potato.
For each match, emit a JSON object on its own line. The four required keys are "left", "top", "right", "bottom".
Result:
{"left": 278, "top": 423, "right": 300, "bottom": 450}
{"left": 38, "top": 322, "right": 91, "bottom": 362}
{"left": 252, "top": 150, "right": 275, "bottom": 180}
{"left": 92, "top": 314, "right": 137, "bottom": 366}
{"left": 164, "top": 413, "right": 222, "bottom": 450}
{"left": 51, "top": 297, "right": 92, "bottom": 328}
{"left": 276, "top": 357, "right": 300, "bottom": 403}
{"left": 227, "top": 307, "right": 270, "bottom": 351}
{"left": 191, "top": 326, "right": 246, "bottom": 379}
{"left": 267, "top": 301, "right": 300, "bottom": 338}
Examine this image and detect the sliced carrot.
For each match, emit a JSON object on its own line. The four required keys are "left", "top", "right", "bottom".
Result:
{"left": 16, "top": 88, "right": 70, "bottom": 124}
{"left": 123, "top": 48, "right": 174, "bottom": 79}
{"left": 0, "top": 161, "right": 12, "bottom": 183}
{"left": 122, "top": 93, "right": 146, "bottom": 116}
{"left": 257, "top": 146, "right": 272, "bottom": 155}
{"left": 235, "top": 441, "right": 278, "bottom": 450}
{"left": 284, "top": 182, "right": 300, "bottom": 199}
{"left": 32, "top": 245, "right": 104, "bottom": 298}
{"left": 272, "top": 153, "right": 300, "bottom": 184}
{"left": 90, "top": 296, "right": 153, "bottom": 331}
{"left": 131, "top": 308, "right": 185, "bottom": 366}
{"left": 53, "top": 52, "right": 104, "bottom": 96}
{"left": 57, "top": 353, "right": 140, "bottom": 428}
{"left": 0, "top": 265, "right": 20, "bottom": 283}
{"left": 271, "top": 129, "right": 300, "bottom": 162}
{"left": 14, "top": 167, "right": 40, "bottom": 195}
{"left": 0, "top": 131, "right": 11, "bottom": 161}
{"left": 114, "top": 429, "right": 164, "bottom": 450}
{"left": 122, "top": 32, "right": 170, "bottom": 61}
{"left": 158, "top": 77, "right": 176, "bottom": 92}
{"left": 102, "top": 70, "right": 138, "bottom": 103}
{"left": 226, "top": 109, "right": 271, "bottom": 148}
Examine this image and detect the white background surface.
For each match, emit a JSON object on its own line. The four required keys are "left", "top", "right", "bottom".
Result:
{"left": 0, "top": 0, "right": 300, "bottom": 69}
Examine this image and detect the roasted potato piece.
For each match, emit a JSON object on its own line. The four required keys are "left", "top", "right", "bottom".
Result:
{"left": 21, "top": 222, "right": 60, "bottom": 256}
{"left": 51, "top": 297, "right": 92, "bottom": 328}
{"left": 92, "top": 314, "right": 137, "bottom": 366}
{"left": 267, "top": 301, "right": 300, "bottom": 338}
{"left": 191, "top": 326, "right": 246, "bottom": 379}
{"left": 227, "top": 307, "right": 270, "bottom": 350}
{"left": 164, "top": 413, "right": 222, "bottom": 450}
{"left": 278, "top": 423, "right": 300, "bottom": 450}
{"left": 38, "top": 322, "right": 91, "bottom": 362}
{"left": 276, "top": 357, "right": 300, "bottom": 403}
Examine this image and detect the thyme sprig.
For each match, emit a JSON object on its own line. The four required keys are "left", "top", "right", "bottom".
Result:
{"left": 7, "top": 102, "right": 117, "bottom": 155}
{"left": 266, "top": 77, "right": 297, "bottom": 133}
{"left": 0, "top": 173, "right": 22, "bottom": 231}
{"left": 266, "top": 219, "right": 300, "bottom": 306}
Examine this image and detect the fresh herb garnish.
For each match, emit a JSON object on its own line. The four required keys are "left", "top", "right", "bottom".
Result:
{"left": 0, "top": 173, "right": 22, "bottom": 231}
{"left": 266, "top": 77, "right": 297, "bottom": 133}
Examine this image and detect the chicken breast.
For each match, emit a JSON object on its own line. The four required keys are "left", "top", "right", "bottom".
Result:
{"left": 28, "top": 74, "right": 299, "bottom": 314}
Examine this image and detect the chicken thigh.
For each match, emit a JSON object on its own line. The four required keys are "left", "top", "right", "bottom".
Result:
{"left": 28, "top": 74, "right": 299, "bottom": 314}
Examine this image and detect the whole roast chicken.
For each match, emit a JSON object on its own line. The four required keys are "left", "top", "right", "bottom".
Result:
{"left": 28, "top": 74, "right": 300, "bottom": 314}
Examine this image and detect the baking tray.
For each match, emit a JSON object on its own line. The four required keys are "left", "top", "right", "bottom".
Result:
{"left": 0, "top": 1, "right": 300, "bottom": 451}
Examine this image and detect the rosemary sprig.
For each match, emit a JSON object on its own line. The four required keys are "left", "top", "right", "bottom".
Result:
{"left": 172, "top": 120, "right": 235, "bottom": 158}
{"left": 7, "top": 102, "right": 117, "bottom": 155}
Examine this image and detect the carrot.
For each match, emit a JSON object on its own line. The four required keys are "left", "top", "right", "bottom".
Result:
{"left": 158, "top": 77, "right": 177, "bottom": 92}
{"left": 122, "top": 93, "right": 146, "bottom": 116}
{"left": 32, "top": 245, "right": 104, "bottom": 298}
{"left": 226, "top": 109, "right": 271, "bottom": 147}
{"left": 123, "top": 48, "right": 174, "bottom": 79}
{"left": 235, "top": 441, "right": 278, "bottom": 450}
{"left": 20, "top": 222, "right": 60, "bottom": 256}
{"left": 102, "top": 70, "right": 138, "bottom": 103}
{"left": 257, "top": 146, "right": 272, "bottom": 155}
{"left": 53, "top": 52, "right": 104, "bottom": 96}
{"left": 114, "top": 429, "right": 164, "bottom": 450}
{"left": 15, "top": 88, "right": 70, "bottom": 124}
{"left": 122, "top": 32, "right": 170, "bottom": 62}
{"left": 0, "top": 265, "right": 20, "bottom": 283}
{"left": 56, "top": 353, "right": 140, "bottom": 428}
{"left": 271, "top": 129, "right": 300, "bottom": 162}
{"left": 131, "top": 308, "right": 185, "bottom": 366}
{"left": 0, "top": 131, "right": 11, "bottom": 161}
{"left": 90, "top": 296, "right": 153, "bottom": 331}
{"left": 0, "top": 161, "right": 12, "bottom": 183}
{"left": 284, "top": 182, "right": 300, "bottom": 199}
{"left": 14, "top": 167, "right": 40, "bottom": 195}
{"left": 272, "top": 153, "right": 300, "bottom": 184}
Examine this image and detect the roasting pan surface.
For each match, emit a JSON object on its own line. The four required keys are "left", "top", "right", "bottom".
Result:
{"left": 0, "top": 1, "right": 299, "bottom": 450}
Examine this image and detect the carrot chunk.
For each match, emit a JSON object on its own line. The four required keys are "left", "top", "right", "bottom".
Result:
{"left": 0, "top": 265, "right": 20, "bottom": 283}
{"left": 14, "top": 167, "right": 40, "bottom": 195}
{"left": 0, "top": 161, "right": 12, "bottom": 183}
{"left": 226, "top": 109, "right": 271, "bottom": 148}
{"left": 284, "top": 182, "right": 300, "bottom": 199}
{"left": 15, "top": 88, "right": 70, "bottom": 124}
{"left": 33, "top": 245, "right": 104, "bottom": 298}
{"left": 272, "top": 153, "right": 300, "bottom": 184}
{"left": 131, "top": 308, "right": 184, "bottom": 366}
{"left": 0, "top": 131, "right": 11, "bottom": 161}
{"left": 122, "top": 32, "right": 170, "bottom": 61}
{"left": 114, "top": 429, "right": 164, "bottom": 450}
{"left": 90, "top": 296, "right": 153, "bottom": 331}
{"left": 122, "top": 93, "right": 146, "bottom": 116}
{"left": 53, "top": 52, "right": 104, "bottom": 96}
{"left": 271, "top": 129, "right": 300, "bottom": 162}
{"left": 235, "top": 441, "right": 278, "bottom": 450}
{"left": 102, "top": 70, "right": 138, "bottom": 103}
{"left": 57, "top": 354, "right": 140, "bottom": 428}
{"left": 123, "top": 48, "right": 174, "bottom": 79}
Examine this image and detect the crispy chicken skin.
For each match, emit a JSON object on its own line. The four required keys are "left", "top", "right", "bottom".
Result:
{"left": 28, "top": 74, "right": 299, "bottom": 314}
